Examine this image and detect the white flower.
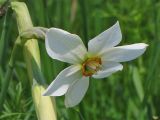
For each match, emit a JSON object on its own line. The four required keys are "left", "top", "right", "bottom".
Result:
{"left": 43, "top": 21, "right": 148, "bottom": 108}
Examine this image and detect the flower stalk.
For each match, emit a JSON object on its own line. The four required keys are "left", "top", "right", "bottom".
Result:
{"left": 32, "top": 82, "right": 57, "bottom": 120}
{"left": 11, "top": 1, "right": 57, "bottom": 120}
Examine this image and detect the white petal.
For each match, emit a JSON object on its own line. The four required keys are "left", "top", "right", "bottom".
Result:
{"left": 65, "top": 77, "right": 89, "bottom": 108}
{"left": 43, "top": 65, "right": 82, "bottom": 96}
{"left": 88, "top": 21, "right": 122, "bottom": 55}
{"left": 92, "top": 61, "right": 123, "bottom": 79}
{"left": 45, "top": 28, "right": 87, "bottom": 64}
{"left": 101, "top": 43, "right": 148, "bottom": 62}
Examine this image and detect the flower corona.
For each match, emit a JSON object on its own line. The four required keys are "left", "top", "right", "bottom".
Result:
{"left": 82, "top": 57, "right": 102, "bottom": 76}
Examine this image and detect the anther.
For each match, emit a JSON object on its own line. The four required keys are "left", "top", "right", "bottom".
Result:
{"left": 82, "top": 57, "right": 102, "bottom": 76}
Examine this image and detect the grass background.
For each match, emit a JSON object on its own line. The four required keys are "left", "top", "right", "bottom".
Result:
{"left": 0, "top": 0, "right": 160, "bottom": 120}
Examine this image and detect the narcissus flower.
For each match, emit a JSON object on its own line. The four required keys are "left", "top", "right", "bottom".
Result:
{"left": 43, "top": 21, "right": 148, "bottom": 107}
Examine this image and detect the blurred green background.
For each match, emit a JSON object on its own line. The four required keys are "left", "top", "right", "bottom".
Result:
{"left": 0, "top": 0, "right": 160, "bottom": 120}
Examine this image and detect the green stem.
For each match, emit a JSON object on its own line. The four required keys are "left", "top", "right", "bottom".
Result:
{"left": 0, "top": 37, "right": 21, "bottom": 111}
{"left": 8, "top": 37, "right": 21, "bottom": 69}
{"left": 0, "top": 7, "right": 8, "bottom": 66}
{"left": 0, "top": 67, "right": 12, "bottom": 111}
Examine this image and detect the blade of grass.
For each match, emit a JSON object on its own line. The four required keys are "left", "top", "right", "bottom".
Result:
{"left": 78, "top": 0, "right": 88, "bottom": 46}
{"left": 132, "top": 66, "right": 144, "bottom": 101}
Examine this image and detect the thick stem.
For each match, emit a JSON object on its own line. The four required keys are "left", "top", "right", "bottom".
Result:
{"left": 11, "top": 2, "right": 57, "bottom": 120}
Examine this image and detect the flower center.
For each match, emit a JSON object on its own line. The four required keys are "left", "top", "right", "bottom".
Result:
{"left": 82, "top": 57, "right": 102, "bottom": 77}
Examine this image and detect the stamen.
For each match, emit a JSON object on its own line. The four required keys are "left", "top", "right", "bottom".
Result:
{"left": 82, "top": 57, "right": 102, "bottom": 76}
